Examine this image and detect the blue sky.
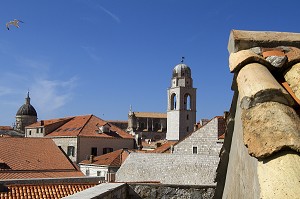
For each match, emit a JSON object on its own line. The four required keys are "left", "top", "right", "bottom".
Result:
{"left": 1, "top": 0, "right": 300, "bottom": 126}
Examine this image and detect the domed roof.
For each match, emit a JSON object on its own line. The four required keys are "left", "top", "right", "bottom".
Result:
{"left": 172, "top": 63, "right": 191, "bottom": 78}
{"left": 16, "top": 92, "right": 37, "bottom": 116}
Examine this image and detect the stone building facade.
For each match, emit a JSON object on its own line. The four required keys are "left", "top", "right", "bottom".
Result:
{"left": 127, "top": 110, "right": 167, "bottom": 141}
{"left": 173, "top": 116, "right": 225, "bottom": 156}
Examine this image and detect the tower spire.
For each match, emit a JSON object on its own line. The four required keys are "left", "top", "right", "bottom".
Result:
{"left": 25, "top": 91, "right": 30, "bottom": 105}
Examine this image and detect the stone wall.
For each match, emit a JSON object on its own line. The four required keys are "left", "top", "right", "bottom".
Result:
{"left": 221, "top": 98, "right": 260, "bottom": 198}
{"left": 63, "top": 183, "right": 127, "bottom": 199}
{"left": 128, "top": 184, "right": 215, "bottom": 199}
{"left": 173, "top": 117, "right": 222, "bottom": 156}
{"left": 116, "top": 153, "right": 219, "bottom": 185}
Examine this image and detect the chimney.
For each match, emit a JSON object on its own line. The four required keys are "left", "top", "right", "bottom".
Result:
{"left": 89, "top": 155, "right": 94, "bottom": 164}
{"left": 223, "top": 111, "right": 229, "bottom": 120}
{"left": 41, "top": 120, "right": 44, "bottom": 126}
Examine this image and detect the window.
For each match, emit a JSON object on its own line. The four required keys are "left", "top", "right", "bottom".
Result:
{"left": 86, "top": 169, "right": 90, "bottom": 176}
{"left": 193, "top": 146, "right": 198, "bottom": 154}
{"left": 91, "top": 147, "right": 97, "bottom": 156}
{"left": 29, "top": 130, "right": 31, "bottom": 135}
{"left": 103, "top": 147, "right": 113, "bottom": 154}
{"left": 187, "top": 126, "right": 189, "bottom": 132}
{"left": 187, "top": 114, "right": 189, "bottom": 120}
{"left": 67, "top": 146, "right": 75, "bottom": 157}
{"left": 36, "top": 128, "right": 39, "bottom": 133}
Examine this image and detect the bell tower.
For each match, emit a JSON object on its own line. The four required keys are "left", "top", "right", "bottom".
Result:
{"left": 166, "top": 58, "right": 196, "bottom": 140}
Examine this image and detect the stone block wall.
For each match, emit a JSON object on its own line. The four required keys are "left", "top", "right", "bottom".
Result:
{"left": 174, "top": 117, "right": 222, "bottom": 156}
{"left": 116, "top": 153, "right": 219, "bottom": 185}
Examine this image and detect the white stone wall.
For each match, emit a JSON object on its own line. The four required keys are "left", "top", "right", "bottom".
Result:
{"left": 79, "top": 164, "right": 108, "bottom": 178}
{"left": 51, "top": 137, "right": 78, "bottom": 162}
{"left": 25, "top": 127, "right": 45, "bottom": 138}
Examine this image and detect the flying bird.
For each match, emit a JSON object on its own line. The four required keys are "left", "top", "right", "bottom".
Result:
{"left": 6, "top": 19, "right": 24, "bottom": 30}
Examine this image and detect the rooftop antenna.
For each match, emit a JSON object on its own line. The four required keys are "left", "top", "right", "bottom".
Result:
{"left": 181, "top": 56, "right": 185, "bottom": 63}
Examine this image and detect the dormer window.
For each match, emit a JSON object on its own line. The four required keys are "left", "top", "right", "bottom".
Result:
{"left": 98, "top": 123, "right": 111, "bottom": 133}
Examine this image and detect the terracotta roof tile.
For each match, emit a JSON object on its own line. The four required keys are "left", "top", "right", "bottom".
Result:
{"left": 80, "top": 149, "right": 129, "bottom": 167}
{"left": 150, "top": 141, "right": 177, "bottom": 153}
{"left": 0, "top": 137, "right": 83, "bottom": 179}
{"left": 44, "top": 115, "right": 133, "bottom": 139}
{"left": 0, "top": 183, "right": 96, "bottom": 199}
{"left": 228, "top": 31, "right": 300, "bottom": 158}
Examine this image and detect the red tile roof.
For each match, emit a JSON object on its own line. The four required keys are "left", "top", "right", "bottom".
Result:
{"left": 0, "top": 137, "right": 84, "bottom": 179}
{"left": 29, "top": 114, "right": 133, "bottom": 139}
{"left": 0, "top": 126, "right": 13, "bottom": 130}
{"left": 80, "top": 149, "right": 129, "bottom": 167}
{"left": 150, "top": 141, "right": 177, "bottom": 153}
{"left": 0, "top": 183, "right": 96, "bottom": 199}
{"left": 27, "top": 117, "right": 73, "bottom": 128}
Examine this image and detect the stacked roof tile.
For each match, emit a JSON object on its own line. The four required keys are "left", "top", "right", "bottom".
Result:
{"left": 227, "top": 30, "right": 300, "bottom": 158}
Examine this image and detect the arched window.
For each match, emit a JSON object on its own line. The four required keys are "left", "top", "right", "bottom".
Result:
{"left": 171, "top": 93, "right": 177, "bottom": 110}
{"left": 184, "top": 94, "right": 191, "bottom": 110}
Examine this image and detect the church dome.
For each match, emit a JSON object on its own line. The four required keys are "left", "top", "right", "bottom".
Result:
{"left": 172, "top": 63, "right": 191, "bottom": 78}
{"left": 16, "top": 92, "right": 37, "bottom": 116}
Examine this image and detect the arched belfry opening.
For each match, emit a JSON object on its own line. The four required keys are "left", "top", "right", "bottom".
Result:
{"left": 184, "top": 93, "right": 191, "bottom": 110}
{"left": 171, "top": 93, "right": 177, "bottom": 110}
{"left": 167, "top": 58, "right": 196, "bottom": 141}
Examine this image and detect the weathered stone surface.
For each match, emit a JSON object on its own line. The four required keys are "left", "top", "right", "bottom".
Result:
{"left": 128, "top": 184, "right": 215, "bottom": 199}
{"left": 241, "top": 101, "right": 300, "bottom": 158}
{"left": 257, "top": 151, "right": 300, "bottom": 199}
{"left": 228, "top": 30, "right": 300, "bottom": 53}
{"left": 284, "top": 62, "right": 300, "bottom": 100}
{"left": 229, "top": 49, "right": 270, "bottom": 72}
{"left": 237, "top": 63, "right": 294, "bottom": 109}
